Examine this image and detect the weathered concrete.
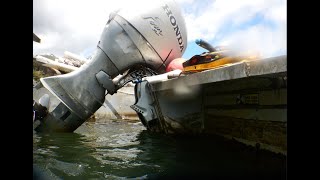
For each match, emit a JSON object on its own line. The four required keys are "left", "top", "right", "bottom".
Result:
{"left": 33, "top": 85, "right": 138, "bottom": 123}
{"left": 94, "top": 86, "right": 139, "bottom": 120}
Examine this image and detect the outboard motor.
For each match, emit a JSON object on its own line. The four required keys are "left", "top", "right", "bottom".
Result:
{"left": 35, "top": 0, "right": 187, "bottom": 132}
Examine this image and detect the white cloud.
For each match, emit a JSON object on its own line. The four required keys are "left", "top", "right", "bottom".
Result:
{"left": 180, "top": 0, "right": 286, "bottom": 57}
{"left": 33, "top": 0, "right": 286, "bottom": 58}
{"left": 33, "top": 0, "right": 151, "bottom": 57}
{"left": 221, "top": 24, "right": 286, "bottom": 57}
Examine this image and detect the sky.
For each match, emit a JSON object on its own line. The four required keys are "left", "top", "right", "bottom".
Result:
{"left": 33, "top": 0, "right": 286, "bottom": 60}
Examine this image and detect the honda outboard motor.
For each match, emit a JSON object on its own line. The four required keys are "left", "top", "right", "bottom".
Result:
{"left": 35, "top": 0, "right": 187, "bottom": 132}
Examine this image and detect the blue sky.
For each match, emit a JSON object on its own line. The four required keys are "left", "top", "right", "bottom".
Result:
{"left": 182, "top": 12, "right": 277, "bottom": 59}
{"left": 33, "top": 0, "right": 286, "bottom": 60}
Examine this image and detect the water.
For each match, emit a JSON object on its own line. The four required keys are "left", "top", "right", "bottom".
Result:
{"left": 33, "top": 119, "right": 286, "bottom": 180}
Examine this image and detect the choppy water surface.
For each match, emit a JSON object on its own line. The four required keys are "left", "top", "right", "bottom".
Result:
{"left": 33, "top": 120, "right": 286, "bottom": 179}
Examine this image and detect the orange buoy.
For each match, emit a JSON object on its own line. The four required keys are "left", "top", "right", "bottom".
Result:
{"left": 166, "top": 58, "right": 186, "bottom": 72}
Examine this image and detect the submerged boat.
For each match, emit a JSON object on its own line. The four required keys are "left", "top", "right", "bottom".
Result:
{"left": 131, "top": 55, "right": 287, "bottom": 155}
